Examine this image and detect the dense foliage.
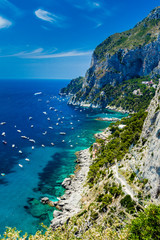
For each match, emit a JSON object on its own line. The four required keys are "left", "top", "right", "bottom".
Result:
{"left": 87, "top": 111, "right": 147, "bottom": 186}
{"left": 60, "top": 76, "right": 84, "bottom": 95}
{"left": 90, "top": 75, "right": 158, "bottom": 112}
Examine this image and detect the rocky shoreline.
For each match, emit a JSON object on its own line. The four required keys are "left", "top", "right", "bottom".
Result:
{"left": 106, "top": 105, "right": 134, "bottom": 114}
{"left": 44, "top": 148, "right": 91, "bottom": 229}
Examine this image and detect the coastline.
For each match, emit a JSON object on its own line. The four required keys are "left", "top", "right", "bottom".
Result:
{"left": 50, "top": 148, "right": 91, "bottom": 229}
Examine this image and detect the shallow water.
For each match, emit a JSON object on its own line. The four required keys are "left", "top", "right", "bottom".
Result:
{"left": 0, "top": 79, "right": 127, "bottom": 235}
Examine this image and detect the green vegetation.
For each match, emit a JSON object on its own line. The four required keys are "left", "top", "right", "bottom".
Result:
{"left": 94, "top": 18, "right": 160, "bottom": 61}
{"left": 88, "top": 111, "right": 147, "bottom": 187}
{"left": 126, "top": 204, "right": 160, "bottom": 239}
{"left": 60, "top": 76, "right": 84, "bottom": 95}
{"left": 89, "top": 75, "right": 158, "bottom": 112}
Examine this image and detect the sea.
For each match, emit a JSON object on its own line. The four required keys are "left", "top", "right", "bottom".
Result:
{"left": 0, "top": 79, "right": 126, "bottom": 236}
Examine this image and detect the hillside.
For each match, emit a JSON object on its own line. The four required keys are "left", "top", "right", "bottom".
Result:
{"left": 64, "top": 7, "right": 160, "bottom": 110}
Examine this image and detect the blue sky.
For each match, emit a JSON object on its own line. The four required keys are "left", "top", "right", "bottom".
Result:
{"left": 0, "top": 0, "right": 159, "bottom": 79}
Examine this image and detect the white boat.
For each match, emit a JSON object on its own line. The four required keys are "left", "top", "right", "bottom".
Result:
{"left": 31, "top": 125, "right": 34, "bottom": 128}
{"left": 41, "top": 144, "right": 45, "bottom": 147}
{"left": 51, "top": 143, "right": 55, "bottom": 146}
{"left": 71, "top": 127, "right": 74, "bottom": 130}
{"left": 43, "top": 111, "right": 47, "bottom": 115}
{"left": 12, "top": 144, "right": 15, "bottom": 148}
{"left": 70, "top": 122, "right": 73, "bottom": 125}
{"left": 2, "top": 132, "right": 6, "bottom": 136}
{"left": 62, "top": 140, "right": 65, "bottom": 143}
{"left": 70, "top": 145, "right": 73, "bottom": 147}
{"left": 18, "top": 164, "right": 23, "bottom": 168}
{"left": 19, "top": 150, "right": 22, "bottom": 154}
{"left": 29, "top": 117, "right": 32, "bottom": 120}
{"left": 25, "top": 158, "right": 30, "bottom": 161}
{"left": 56, "top": 123, "right": 59, "bottom": 125}
{"left": 17, "top": 130, "right": 21, "bottom": 133}
{"left": 21, "top": 136, "right": 28, "bottom": 139}
{"left": 47, "top": 118, "right": 50, "bottom": 121}
{"left": 32, "top": 146, "right": 35, "bottom": 149}
{"left": 1, "top": 173, "right": 5, "bottom": 176}
{"left": 49, "top": 126, "right": 53, "bottom": 129}
{"left": 60, "top": 132, "right": 66, "bottom": 135}
{"left": 34, "top": 92, "right": 42, "bottom": 96}
{"left": 49, "top": 107, "right": 54, "bottom": 110}
{"left": 29, "top": 139, "right": 35, "bottom": 143}
{"left": 42, "top": 131, "right": 47, "bottom": 135}
{"left": 0, "top": 122, "right": 6, "bottom": 125}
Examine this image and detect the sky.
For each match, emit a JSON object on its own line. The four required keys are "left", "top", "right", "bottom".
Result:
{"left": 0, "top": 0, "right": 159, "bottom": 79}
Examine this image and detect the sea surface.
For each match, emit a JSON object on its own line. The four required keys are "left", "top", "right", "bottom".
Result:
{"left": 0, "top": 79, "right": 126, "bottom": 236}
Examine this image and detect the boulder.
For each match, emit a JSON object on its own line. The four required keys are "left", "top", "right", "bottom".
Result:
{"left": 41, "top": 197, "right": 49, "bottom": 204}
{"left": 61, "top": 178, "right": 71, "bottom": 189}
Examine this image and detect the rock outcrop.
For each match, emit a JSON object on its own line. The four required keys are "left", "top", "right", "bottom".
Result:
{"left": 68, "top": 7, "right": 160, "bottom": 108}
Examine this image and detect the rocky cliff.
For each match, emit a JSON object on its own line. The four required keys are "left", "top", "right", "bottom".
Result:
{"left": 68, "top": 7, "right": 160, "bottom": 107}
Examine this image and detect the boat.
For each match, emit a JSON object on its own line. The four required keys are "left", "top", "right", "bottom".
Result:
{"left": 1, "top": 173, "right": 5, "bottom": 176}
{"left": 2, "top": 140, "right": 7, "bottom": 145}
{"left": 58, "top": 118, "right": 61, "bottom": 121}
{"left": 32, "top": 146, "right": 35, "bottom": 149}
{"left": 34, "top": 92, "right": 42, "bottom": 96}
{"left": 42, "top": 131, "right": 47, "bottom": 135}
{"left": 31, "top": 125, "right": 34, "bottom": 128}
{"left": 70, "top": 122, "right": 73, "bottom": 125}
{"left": 29, "top": 117, "right": 32, "bottom": 120}
{"left": 18, "top": 150, "right": 22, "bottom": 154}
{"left": 70, "top": 145, "right": 73, "bottom": 147}
{"left": 12, "top": 144, "right": 15, "bottom": 148}
{"left": 2, "top": 132, "right": 5, "bottom": 136}
{"left": 62, "top": 140, "right": 65, "bottom": 143}
{"left": 49, "top": 107, "right": 54, "bottom": 110}
{"left": 29, "top": 139, "right": 36, "bottom": 143}
{"left": 60, "top": 132, "right": 66, "bottom": 135}
{"left": 71, "top": 127, "right": 74, "bottom": 130}
{"left": 56, "top": 123, "right": 59, "bottom": 125}
{"left": 49, "top": 126, "right": 53, "bottom": 129}
{"left": 61, "top": 121, "right": 63, "bottom": 124}
{"left": 51, "top": 143, "right": 55, "bottom": 146}
{"left": 18, "top": 164, "right": 23, "bottom": 168}
{"left": 0, "top": 122, "right": 6, "bottom": 125}
{"left": 47, "top": 118, "right": 50, "bottom": 121}
{"left": 17, "top": 130, "right": 21, "bottom": 133}
{"left": 21, "top": 136, "right": 28, "bottom": 139}
{"left": 43, "top": 111, "right": 47, "bottom": 115}
{"left": 25, "top": 158, "right": 30, "bottom": 161}
{"left": 41, "top": 144, "right": 45, "bottom": 147}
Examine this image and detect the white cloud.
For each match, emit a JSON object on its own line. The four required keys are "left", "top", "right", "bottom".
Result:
{"left": 0, "top": 48, "right": 93, "bottom": 59}
{"left": 35, "top": 9, "right": 63, "bottom": 26}
{"left": 0, "top": 16, "right": 12, "bottom": 29}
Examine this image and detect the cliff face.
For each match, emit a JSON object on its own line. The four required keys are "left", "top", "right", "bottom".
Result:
{"left": 69, "top": 7, "right": 160, "bottom": 107}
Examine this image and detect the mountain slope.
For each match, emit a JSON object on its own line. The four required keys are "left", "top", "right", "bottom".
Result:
{"left": 65, "top": 7, "right": 160, "bottom": 109}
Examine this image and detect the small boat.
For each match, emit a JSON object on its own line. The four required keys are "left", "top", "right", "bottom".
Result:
{"left": 71, "top": 127, "right": 74, "bottom": 130}
{"left": 32, "top": 146, "right": 34, "bottom": 149}
{"left": 49, "top": 126, "right": 53, "bottom": 129}
{"left": 17, "top": 130, "right": 21, "bottom": 133}
{"left": 43, "top": 112, "right": 47, "bottom": 115}
{"left": 2, "top": 140, "right": 7, "bottom": 145}
{"left": 41, "top": 144, "right": 45, "bottom": 147}
{"left": 62, "top": 117, "right": 64, "bottom": 119}
{"left": 60, "top": 132, "right": 66, "bottom": 135}
{"left": 18, "top": 164, "right": 23, "bottom": 168}
{"left": 12, "top": 144, "right": 15, "bottom": 148}
{"left": 2, "top": 132, "right": 6, "bottom": 136}
{"left": 61, "top": 121, "right": 63, "bottom": 124}
{"left": 58, "top": 118, "right": 61, "bottom": 121}
{"left": 19, "top": 150, "right": 22, "bottom": 154}
{"left": 1, "top": 173, "right": 5, "bottom": 176}
{"left": 47, "top": 118, "right": 50, "bottom": 121}
{"left": 25, "top": 158, "right": 30, "bottom": 161}
{"left": 62, "top": 140, "right": 65, "bottom": 143}
{"left": 56, "top": 123, "right": 59, "bottom": 125}
{"left": 70, "top": 145, "right": 73, "bottom": 147}
{"left": 49, "top": 107, "right": 54, "bottom": 110}
{"left": 42, "top": 131, "right": 47, "bottom": 135}
{"left": 21, "top": 136, "right": 28, "bottom": 139}
{"left": 31, "top": 125, "right": 34, "bottom": 128}
{"left": 70, "top": 122, "right": 73, "bottom": 125}
{"left": 34, "top": 92, "right": 42, "bottom": 96}
{"left": 29, "top": 117, "right": 32, "bottom": 120}
{"left": 0, "top": 122, "right": 6, "bottom": 125}
{"left": 54, "top": 109, "right": 58, "bottom": 112}
{"left": 29, "top": 139, "right": 35, "bottom": 143}
{"left": 77, "top": 135, "right": 80, "bottom": 138}
{"left": 51, "top": 143, "right": 55, "bottom": 146}
{"left": 78, "top": 120, "right": 80, "bottom": 122}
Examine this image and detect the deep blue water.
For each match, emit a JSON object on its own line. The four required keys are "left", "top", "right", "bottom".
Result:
{"left": 0, "top": 79, "right": 126, "bottom": 236}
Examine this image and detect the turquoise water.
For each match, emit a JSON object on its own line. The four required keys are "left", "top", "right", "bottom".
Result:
{"left": 0, "top": 79, "right": 126, "bottom": 236}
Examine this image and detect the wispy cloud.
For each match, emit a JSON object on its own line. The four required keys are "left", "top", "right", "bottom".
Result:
{"left": 67, "top": 0, "right": 101, "bottom": 11}
{"left": 0, "top": 48, "right": 93, "bottom": 59}
{"left": 0, "top": 16, "right": 12, "bottom": 29}
{"left": 35, "top": 9, "right": 64, "bottom": 27}
{"left": 0, "top": 0, "right": 21, "bottom": 16}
